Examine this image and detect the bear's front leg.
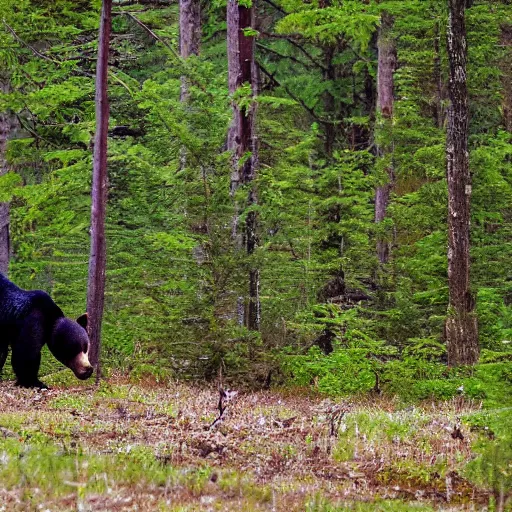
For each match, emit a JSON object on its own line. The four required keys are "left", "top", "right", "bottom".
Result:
{"left": 12, "top": 349, "right": 48, "bottom": 389}
{"left": 12, "top": 311, "right": 48, "bottom": 389}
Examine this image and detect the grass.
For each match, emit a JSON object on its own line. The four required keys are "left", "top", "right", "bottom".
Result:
{"left": 0, "top": 375, "right": 508, "bottom": 510}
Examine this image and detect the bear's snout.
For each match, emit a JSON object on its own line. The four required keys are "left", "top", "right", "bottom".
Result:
{"left": 77, "top": 365, "right": 93, "bottom": 380}
{"left": 69, "top": 352, "right": 94, "bottom": 380}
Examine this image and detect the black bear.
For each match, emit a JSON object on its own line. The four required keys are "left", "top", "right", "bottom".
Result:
{"left": 0, "top": 273, "right": 93, "bottom": 388}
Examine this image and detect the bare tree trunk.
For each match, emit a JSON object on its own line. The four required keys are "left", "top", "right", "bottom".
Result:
{"left": 227, "top": 0, "right": 260, "bottom": 330}
{"left": 246, "top": 58, "right": 261, "bottom": 331}
{"left": 179, "top": 0, "right": 201, "bottom": 60}
{"left": 87, "top": 0, "right": 112, "bottom": 377}
{"left": 179, "top": 0, "right": 201, "bottom": 102}
{"left": 0, "top": 80, "right": 10, "bottom": 276}
{"left": 374, "top": 13, "right": 395, "bottom": 265}
{"left": 445, "top": 0, "right": 479, "bottom": 366}
{"left": 500, "top": 24, "right": 512, "bottom": 132}
{"left": 179, "top": 0, "right": 201, "bottom": 169}
{"left": 227, "top": 0, "right": 255, "bottom": 193}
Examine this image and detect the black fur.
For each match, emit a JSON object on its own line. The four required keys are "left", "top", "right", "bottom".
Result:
{"left": 0, "top": 274, "right": 92, "bottom": 388}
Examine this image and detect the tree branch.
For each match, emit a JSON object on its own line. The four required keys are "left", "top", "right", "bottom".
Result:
{"left": 257, "top": 42, "right": 311, "bottom": 69}
{"left": 15, "top": 114, "right": 60, "bottom": 148}
{"left": 3, "top": 21, "right": 61, "bottom": 64}
{"left": 261, "top": 0, "right": 287, "bottom": 15}
{"left": 122, "top": 12, "right": 180, "bottom": 59}
{"left": 257, "top": 61, "right": 339, "bottom": 126}
{"left": 260, "top": 31, "right": 328, "bottom": 72}
{"left": 3, "top": 21, "right": 97, "bottom": 79}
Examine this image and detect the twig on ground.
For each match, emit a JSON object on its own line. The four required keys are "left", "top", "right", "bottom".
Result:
{"left": 208, "top": 388, "right": 238, "bottom": 430}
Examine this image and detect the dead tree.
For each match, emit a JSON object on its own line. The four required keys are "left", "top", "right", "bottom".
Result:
{"left": 227, "top": 0, "right": 260, "bottom": 330}
{"left": 0, "top": 80, "right": 11, "bottom": 276}
{"left": 444, "top": 0, "right": 479, "bottom": 365}
{"left": 87, "top": 0, "right": 112, "bottom": 377}
{"left": 374, "top": 12, "right": 396, "bottom": 265}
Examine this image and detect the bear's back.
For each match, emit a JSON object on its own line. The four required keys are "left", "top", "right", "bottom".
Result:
{"left": 0, "top": 275, "right": 63, "bottom": 327}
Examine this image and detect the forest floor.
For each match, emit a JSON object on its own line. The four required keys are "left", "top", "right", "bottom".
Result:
{"left": 0, "top": 375, "right": 494, "bottom": 511}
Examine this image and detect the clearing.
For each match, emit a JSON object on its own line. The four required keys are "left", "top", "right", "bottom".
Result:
{"left": 0, "top": 376, "right": 492, "bottom": 511}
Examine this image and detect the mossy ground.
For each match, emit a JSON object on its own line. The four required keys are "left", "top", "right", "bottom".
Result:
{"left": 0, "top": 374, "right": 504, "bottom": 511}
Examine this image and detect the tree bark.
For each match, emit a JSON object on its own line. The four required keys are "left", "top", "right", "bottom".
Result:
{"left": 374, "top": 13, "right": 395, "bottom": 265}
{"left": 227, "top": 0, "right": 256, "bottom": 192}
{"left": 179, "top": 0, "right": 201, "bottom": 101}
{"left": 179, "top": 0, "right": 201, "bottom": 170}
{"left": 0, "top": 80, "right": 12, "bottom": 276}
{"left": 445, "top": 0, "right": 479, "bottom": 366}
{"left": 500, "top": 24, "right": 512, "bottom": 132}
{"left": 227, "top": 0, "right": 260, "bottom": 330}
{"left": 87, "top": 0, "right": 112, "bottom": 376}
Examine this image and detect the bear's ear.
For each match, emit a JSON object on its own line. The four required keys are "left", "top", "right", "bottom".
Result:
{"left": 76, "top": 313, "right": 88, "bottom": 330}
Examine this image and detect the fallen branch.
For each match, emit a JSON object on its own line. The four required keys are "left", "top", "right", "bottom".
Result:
{"left": 208, "top": 388, "right": 238, "bottom": 430}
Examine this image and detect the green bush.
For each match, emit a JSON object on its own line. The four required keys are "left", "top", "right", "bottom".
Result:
{"left": 464, "top": 409, "right": 512, "bottom": 507}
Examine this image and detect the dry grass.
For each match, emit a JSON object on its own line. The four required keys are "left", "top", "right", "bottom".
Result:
{"left": 0, "top": 375, "right": 490, "bottom": 511}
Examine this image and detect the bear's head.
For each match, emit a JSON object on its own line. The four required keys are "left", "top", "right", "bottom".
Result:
{"left": 49, "top": 314, "right": 93, "bottom": 380}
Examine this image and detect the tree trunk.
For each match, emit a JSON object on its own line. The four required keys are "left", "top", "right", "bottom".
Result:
{"left": 0, "top": 80, "right": 10, "bottom": 276}
{"left": 500, "top": 24, "right": 512, "bottom": 132}
{"left": 179, "top": 0, "right": 201, "bottom": 169}
{"left": 374, "top": 13, "right": 395, "bottom": 265}
{"left": 445, "top": 0, "right": 479, "bottom": 366}
{"left": 179, "top": 0, "right": 201, "bottom": 101}
{"left": 246, "top": 58, "right": 260, "bottom": 330}
{"left": 87, "top": 0, "right": 112, "bottom": 376}
{"left": 318, "top": 0, "right": 336, "bottom": 157}
{"left": 227, "top": 0, "right": 255, "bottom": 192}
{"left": 227, "top": 0, "right": 260, "bottom": 330}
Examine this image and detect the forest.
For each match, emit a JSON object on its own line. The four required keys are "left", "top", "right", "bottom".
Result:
{"left": 0, "top": 0, "right": 511, "bottom": 510}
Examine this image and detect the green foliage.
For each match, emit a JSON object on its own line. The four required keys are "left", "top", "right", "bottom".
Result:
{"left": 283, "top": 345, "right": 379, "bottom": 395}
{"left": 276, "top": 3, "right": 379, "bottom": 50}
{"left": 464, "top": 408, "right": 512, "bottom": 505}
{"left": 283, "top": 340, "right": 512, "bottom": 403}
{"left": 0, "top": 171, "right": 22, "bottom": 201}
